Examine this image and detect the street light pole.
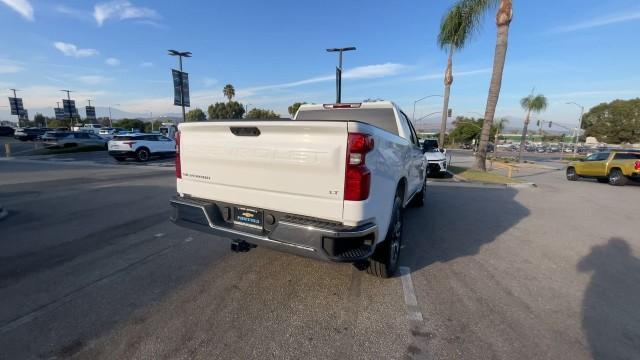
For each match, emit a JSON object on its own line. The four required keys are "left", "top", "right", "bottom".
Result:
{"left": 108, "top": 104, "right": 120, "bottom": 128}
{"left": 412, "top": 94, "right": 443, "bottom": 122}
{"left": 326, "top": 47, "right": 356, "bottom": 103}
{"left": 168, "top": 50, "right": 192, "bottom": 123}
{"left": 567, "top": 102, "right": 584, "bottom": 156}
{"left": 244, "top": 103, "right": 252, "bottom": 117}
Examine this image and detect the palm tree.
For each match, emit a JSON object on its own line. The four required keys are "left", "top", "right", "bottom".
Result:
{"left": 223, "top": 84, "right": 235, "bottom": 102}
{"left": 494, "top": 117, "right": 508, "bottom": 145}
{"left": 437, "top": 4, "right": 476, "bottom": 147}
{"left": 452, "top": 0, "right": 513, "bottom": 171}
{"left": 517, "top": 94, "right": 548, "bottom": 162}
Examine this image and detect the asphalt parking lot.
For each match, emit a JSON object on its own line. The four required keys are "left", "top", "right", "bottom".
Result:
{"left": 0, "top": 153, "right": 638, "bottom": 359}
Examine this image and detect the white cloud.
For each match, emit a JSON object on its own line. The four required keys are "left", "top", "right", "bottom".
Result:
{"left": 53, "top": 42, "right": 99, "bottom": 58}
{"left": 202, "top": 77, "right": 218, "bottom": 87}
{"left": 414, "top": 68, "right": 491, "bottom": 80}
{"left": 105, "top": 57, "right": 120, "bottom": 66}
{"left": 54, "top": 4, "right": 87, "bottom": 20}
{"left": 139, "top": 61, "right": 153, "bottom": 67}
{"left": 553, "top": 10, "right": 640, "bottom": 33}
{"left": 94, "top": 1, "right": 159, "bottom": 26}
{"left": 0, "top": 58, "right": 24, "bottom": 74}
{"left": 1, "top": 0, "right": 34, "bottom": 21}
{"left": 78, "top": 75, "right": 112, "bottom": 85}
{"left": 243, "top": 63, "right": 407, "bottom": 94}
{"left": 343, "top": 63, "right": 408, "bottom": 79}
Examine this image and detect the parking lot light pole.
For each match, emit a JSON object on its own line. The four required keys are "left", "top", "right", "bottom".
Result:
{"left": 412, "top": 94, "right": 443, "bottom": 122}
{"left": 168, "top": 50, "right": 192, "bottom": 123}
{"left": 108, "top": 104, "right": 120, "bottom": 128}
{"left": 326, "top": 47, "right": 356, "bottom": 103}
{"left": 566, "top": 102, "right": 584, "bottom": 156}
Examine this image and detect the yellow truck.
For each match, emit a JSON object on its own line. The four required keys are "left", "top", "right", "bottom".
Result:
{"left": 566, "top": 151, "right": 640, "bottom": 186}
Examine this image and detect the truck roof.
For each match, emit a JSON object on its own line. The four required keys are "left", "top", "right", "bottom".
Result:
{"left": 297, "top": 101, "right": 396, "bottom": 111}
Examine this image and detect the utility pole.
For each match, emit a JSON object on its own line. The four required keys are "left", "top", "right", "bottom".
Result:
{"left": 107, "top": 104, "right": 119, "bottom": 128}
{"left": 326, "top": 47, "right": 356, "bottom": 103}
{"left": 168, "top": 50, "right": 192, "bottom": 123}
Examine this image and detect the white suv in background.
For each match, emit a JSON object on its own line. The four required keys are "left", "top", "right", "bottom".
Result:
{"left": 108, "top": 133, "right": 176, "bottom": 162}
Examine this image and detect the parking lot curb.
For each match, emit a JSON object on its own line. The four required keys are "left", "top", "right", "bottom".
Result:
{"left": 0, "top": 204, "right": 8, "bottom": 221}
{"left": 447, "top": 171, "right": 537, "bottom": 189}
{"left": 506, "top": 182, "right": 537, "bottom": 189}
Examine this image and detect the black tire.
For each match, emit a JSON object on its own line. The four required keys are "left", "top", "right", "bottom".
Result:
{"left": 566, "top": 167, "right": 578, "bottom": 181}
{"left": 410, "top": 175, "right": 426, "bottom": 207}
{"left": 608, "top": 168, "right": 627, "bottom": 186}
{"left": 596, "top": 178, "right": 609, "bottom": 183}
{"left": 135, "top": 147, "right": 150, "bottom": 162}
{"left": 113, "top": 156, "right": 126, "bottom": 162}
{"left": 367, "top": 193, "right": 403, "bottom": 278}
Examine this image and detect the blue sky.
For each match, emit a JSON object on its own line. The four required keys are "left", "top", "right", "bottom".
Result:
{"left": 1, "top": 0, "right": 639, "bottom": 130}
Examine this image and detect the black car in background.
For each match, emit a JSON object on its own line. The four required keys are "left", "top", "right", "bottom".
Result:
{"left": 13, "top": 127, "right": 50, "bottom": 141}
{"left": 0, "top": 126, "right": 15, "bottom": 137}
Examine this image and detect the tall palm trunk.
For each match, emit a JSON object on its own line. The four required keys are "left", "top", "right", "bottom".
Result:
{"left": 439, "top": 45, "right": 454, "bottom": 147}
{"left": 517, "top": 109, "right": 531, "bottom": 162}
{"left": 473, "top": 0, "right": 513, "bottom": 171}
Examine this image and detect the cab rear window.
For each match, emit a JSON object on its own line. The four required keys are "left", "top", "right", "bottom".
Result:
{"left": 614, "top": 153, "right": 640, "bottom": 160}
{"left": 296, "top": 108, "right": 399, "bottom": 135}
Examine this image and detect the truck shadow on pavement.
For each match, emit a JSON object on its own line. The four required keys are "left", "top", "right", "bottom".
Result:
{"left": 577, "top": 237, "right": 640, "bottom": 360}
{"left": 401, "top": 185, "right": 529, "bottom": 273}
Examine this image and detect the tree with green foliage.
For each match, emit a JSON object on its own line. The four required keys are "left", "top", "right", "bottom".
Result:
{"left": 186, "top": 108, "right": 207, "bottom": 122}
{"left": 246, "top": 108, "right": 280, "bottom": 119}
{"left": 33, "top": 113, "right": 47, "bottom": 127}
{"left": 114, "top": 118, "right": 146, "bottom": 132}
{"left": 582, "top": 98, "right": 640, "bottom": 144}
{"left": 288, "top": 102, "right": 306, "bottom": 117}
{"left": 207, "top": 101, "right": 245, "bottom": 119}
{"left": 450, "top": 116, "right": 499, "bottom": 146}
{"left": 144, "top": 120, "right": 165, "bottom": 133}
{"left": 223, "top": 84, "right": 235, "bottom": 102}
{"left": 437, "top": 3, "right": 476, "bottom": 148}
{"left": 450, "top": 0, "right": 513, "bottom": 170}
{"left": 517, "top": 94, "right": 548, "bottom": 162}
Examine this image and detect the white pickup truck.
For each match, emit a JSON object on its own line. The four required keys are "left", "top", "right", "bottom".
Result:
{"left": 170, "top": 101, "right": 426, "bottom": 277}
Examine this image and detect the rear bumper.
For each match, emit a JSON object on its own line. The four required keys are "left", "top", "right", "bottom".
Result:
{"left": 170, "top": 196, "right": 378, "bottom": 262}
{"left": 108, "top": 150, "right": 135, "bottom": 157}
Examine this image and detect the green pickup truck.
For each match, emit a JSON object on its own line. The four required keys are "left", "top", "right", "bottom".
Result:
{"left": 566, "top": 151, "right": 640, "bottom": 186}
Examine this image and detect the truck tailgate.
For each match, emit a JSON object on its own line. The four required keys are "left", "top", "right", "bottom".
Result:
{"left": 177, "top": 121, "right": 348, "bottom": 222}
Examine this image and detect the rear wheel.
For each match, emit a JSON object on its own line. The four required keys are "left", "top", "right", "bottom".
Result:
{"left": 135, "top": 148, "right": 150, "bottom": 162}
{"left": 367, "top": 193, "right": 403, "bottom": 278}
{"left": 566, "top": 167, "right": 578, "bottom": 181}
{"left": 608, "top": 169, "right": 627, "bottom": 186}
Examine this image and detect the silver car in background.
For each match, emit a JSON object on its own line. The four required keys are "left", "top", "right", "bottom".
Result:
{"left": 42, "top": 131, "right": 108, "bottom": 149}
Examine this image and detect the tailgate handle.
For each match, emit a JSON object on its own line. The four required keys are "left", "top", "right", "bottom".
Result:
{"left": 230, "top": 127, "right": 261, "bottom": 136}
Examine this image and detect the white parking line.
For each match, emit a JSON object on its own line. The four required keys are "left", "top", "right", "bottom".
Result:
{"left": 399, "top": 266, "right": 423, "bottom": 322}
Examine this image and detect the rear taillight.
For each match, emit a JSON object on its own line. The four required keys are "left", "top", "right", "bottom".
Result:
{"left": 635, "top": 160, "right": 640, "bottom": 171}
{"left": 123, "top": 141, "right": 136, "bottom": 148}
{"left": 175, "top": 131, "right": 181, "bottom": 179}
{"left": 344, "top": 133, "right": 374, "bottom": 201}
